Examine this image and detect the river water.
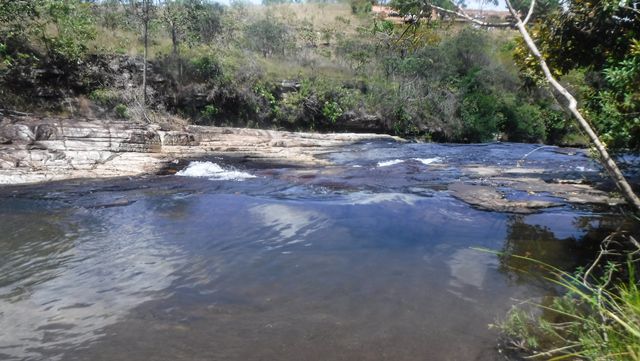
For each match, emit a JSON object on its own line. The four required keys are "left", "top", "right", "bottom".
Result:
{"left": 0, "top": 142, "right": 637, "bottom": 361}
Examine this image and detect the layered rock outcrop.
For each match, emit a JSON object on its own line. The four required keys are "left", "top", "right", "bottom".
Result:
{"left": 0, "top": 115, "right": 399, "bottom": 185}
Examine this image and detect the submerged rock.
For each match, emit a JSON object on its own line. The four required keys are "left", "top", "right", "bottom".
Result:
{"left": 448, "top": 182, "right": 563, "bottom": 214}
{"left": 448, "top": 177, "right": 623, "bottom": 214}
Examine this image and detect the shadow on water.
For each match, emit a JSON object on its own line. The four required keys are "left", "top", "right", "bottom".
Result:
{"left": 0, "top": 142, "right": 638, "bottom": 361}
{"left": 498, "top": 214, "right": 640, "bottom": 287}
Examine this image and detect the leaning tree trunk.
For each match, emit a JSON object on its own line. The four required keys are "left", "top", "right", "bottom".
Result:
{"left": 503, "top": 0, "right": 640, "bottom": 211}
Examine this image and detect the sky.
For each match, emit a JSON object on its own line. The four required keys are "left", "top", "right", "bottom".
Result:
{"left": 466, "top": 0, "right": 507, "bottom": 10}
{"left": 209, "top": 0, "right": 508, "bottom": 10}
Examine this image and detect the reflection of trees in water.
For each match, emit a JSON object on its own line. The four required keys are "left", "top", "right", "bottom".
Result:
{"left": 498, "top": 214, "right": 630, "bottom": 285}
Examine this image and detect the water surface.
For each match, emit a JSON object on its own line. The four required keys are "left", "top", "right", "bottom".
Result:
{"left": 0, "top": 142, "right": 635, "bottom": 361}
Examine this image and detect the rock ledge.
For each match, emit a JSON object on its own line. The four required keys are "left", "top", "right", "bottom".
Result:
{"left": 0, "top": 116, "right": 400, "bottom": 185}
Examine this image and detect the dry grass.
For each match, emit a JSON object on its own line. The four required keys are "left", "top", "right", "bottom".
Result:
{"left": 89, "top": 25, "right": 174, "bottom": 59}
{"left": 257, "top": 54, "right": 355, "bottom": 81}
{"left": 248, "top": 3, "right": 369, "bottom": 35}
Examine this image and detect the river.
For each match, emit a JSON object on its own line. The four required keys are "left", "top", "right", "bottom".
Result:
{"left": 0, "top": 142, "right": 637, "bottom": 361}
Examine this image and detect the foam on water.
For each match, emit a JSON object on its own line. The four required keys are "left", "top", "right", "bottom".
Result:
{"left": 176, "top": 161, "right": 256, "bottom": 181}
{"left": 377, "top": 159, "right": 404, "bottom": 167}
{"left": 413, "top": 157, "right": 443, "bottom": 165}
{"left": 376, "top": 157, "right": 442, "bottom": 168}
{"left": 574, "top": 165, "right": 596, "bottom": 172}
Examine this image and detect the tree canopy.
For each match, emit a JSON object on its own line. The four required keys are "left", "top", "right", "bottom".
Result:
{"left": 514, "top": 0, "right": 640, "bottom": 149}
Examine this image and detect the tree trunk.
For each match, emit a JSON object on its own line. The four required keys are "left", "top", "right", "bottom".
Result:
{"left": 171, "top": 23, "right": 182, "bottom": 81}
{"left": 171, "top": 24, "right": 177, "bottom": 56}
{"left": 142, "top": 0, "right": 148, "bottom": 107}
{"left": 422, "top": 0, "right": 640, "bottom": 211}
{"left": 503, "top": 0, "right": 640, "bottom": 211}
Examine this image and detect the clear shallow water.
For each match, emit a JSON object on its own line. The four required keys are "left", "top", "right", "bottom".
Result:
{"left": 0, "top": 142, "right": 636, "bottom": 361}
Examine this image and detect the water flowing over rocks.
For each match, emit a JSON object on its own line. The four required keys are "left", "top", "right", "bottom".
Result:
{"left": 0, "top": 115, "right": 626, "bottom": 213}
{"left": 447, "top": 171, "right": 625, "bottom": 213}
{"left": 0, "top": 115, "right": 400, "bottom": 185}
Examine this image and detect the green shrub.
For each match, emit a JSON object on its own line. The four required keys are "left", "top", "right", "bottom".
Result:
{"left": 350, "top": 0, "right": 372, "bottom": 14}
{"left": 114, "top": 103, "right": 128, "bottom": 119}
{"left": 322, "top": 101, "right": 343, "bottom": 123}
{"left": 200, "top": 104, "right": 219, "bottom": 120}
{"left": 188, "top": 54, "right": 222, "bottom": 82}
{"left": 89, "top": 88, "right": 120, "bottom": 107}
{"left": 501, "top": 98, "right": 547, "bottom": 143}
{"left": 459, "top": 91, "right": 502, "bottom": 142}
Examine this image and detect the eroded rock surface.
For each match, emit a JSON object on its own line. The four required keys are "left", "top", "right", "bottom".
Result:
{"left": 448, "top": 175, "right": 624, "bottom": 213}
{"left": 0, "top": 115, "right": 400, "bottom": 184}
{"left": 448, "top": 182, "right": 563, "bottom": 214}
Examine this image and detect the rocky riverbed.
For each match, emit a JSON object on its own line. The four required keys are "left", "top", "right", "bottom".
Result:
{"left": 0, "top": 114, "right": 626, "bottom": 213}
{"left": 1, "top": 129, "right": 636, "bottom": 361}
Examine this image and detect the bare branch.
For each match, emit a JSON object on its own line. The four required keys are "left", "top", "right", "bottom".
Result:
{"left": 503, "top": 0, "right": 640, "bottom": 211}
{"left": 429, "top": 3, "right": 513, "bottom": 27}
{"left": 621, "top": 5, "right": 640, "bottom": 15}
{"left": 629, "top": 235, "right": 640, "bottom": 252}
{"left": 406, "top": 0, "right": 640, "bottom": 211}
{"left": 522, "top": 0, "right": 536, "bottom": 25}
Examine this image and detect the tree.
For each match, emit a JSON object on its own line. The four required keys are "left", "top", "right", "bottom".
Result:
{"left": 0, "top": 0, "right": 38, "bottom": 62}
{"left": 142, "top": 0, "right": 150, "bottom": 106}
{"left": 162, "top": 0, "right": 188, "bottom": 78}
{"left": 187, "top": 1, "right": 223, "bottom": 43}
{"left": 0, "top": 1, "right": 38, "bottom": 35}
{"left": 39, "top": 0, "right": 96, "bottom": 61}
{"left": 390, "top": 0, "right": 640, "bottom": 211}
{"left": 131, "top": 0, "right": 153, "bottom": 107}
{"left": 0, "top": 0, "right": 95, "bottom": 63}
{"left": 158, "top": 0, "right": 224, "bottom": 81}
{"left": 512, "top": 0, "right": 640, "bottom": 150}
{"left": 245, "top": 16, "right": 291, "bottom": 58}
{"left": 162, "top": 0, "right": 224, "bottom": 48}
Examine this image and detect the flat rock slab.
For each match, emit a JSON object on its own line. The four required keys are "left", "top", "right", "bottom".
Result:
{"left": 0, "top": 116, "right": 401, "bottom": 185}
{"left": 448, "top": 177, "right": 623, "bottom": 213}
{"left": 490, "top": 177, "right": 624, "bottom": 206}
{"left": 448, "top": 182, "right": 563, "bottom": 214}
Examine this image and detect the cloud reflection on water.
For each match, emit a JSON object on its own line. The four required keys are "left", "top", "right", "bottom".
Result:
{"left": 250, "top": 204, "right": 330, "bottom": 249}
{"left": 0, "top": 202, "right": 183, "bottom": 361}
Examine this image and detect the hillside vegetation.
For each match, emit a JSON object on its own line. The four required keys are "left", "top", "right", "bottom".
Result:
{"left": 0, "top": 0, "right": 587, "bottom": 144}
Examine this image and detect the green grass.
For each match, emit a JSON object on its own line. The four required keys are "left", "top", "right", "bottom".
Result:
{"left": 488, "top": 247, "right": 640, "bottom": 360}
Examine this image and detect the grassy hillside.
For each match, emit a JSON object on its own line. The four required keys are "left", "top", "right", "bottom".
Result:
{"left": 0, "top": 0, "right": 583, "bottom": 144}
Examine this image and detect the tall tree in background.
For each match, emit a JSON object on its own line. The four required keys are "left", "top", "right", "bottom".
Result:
{"left": 162, "top": 0, "right": 187, "bottom": 79}
{"left": 131, "top": 0, "right": 153, "bottom": 107}
{"left": 162, "top": 0, "right": 188, "bottom": 57}
{"left": 143, "top": 0, "right": 150, "bottom": 106}
{"left": 390, "top": 0, "right": 640, "bottom": 211}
